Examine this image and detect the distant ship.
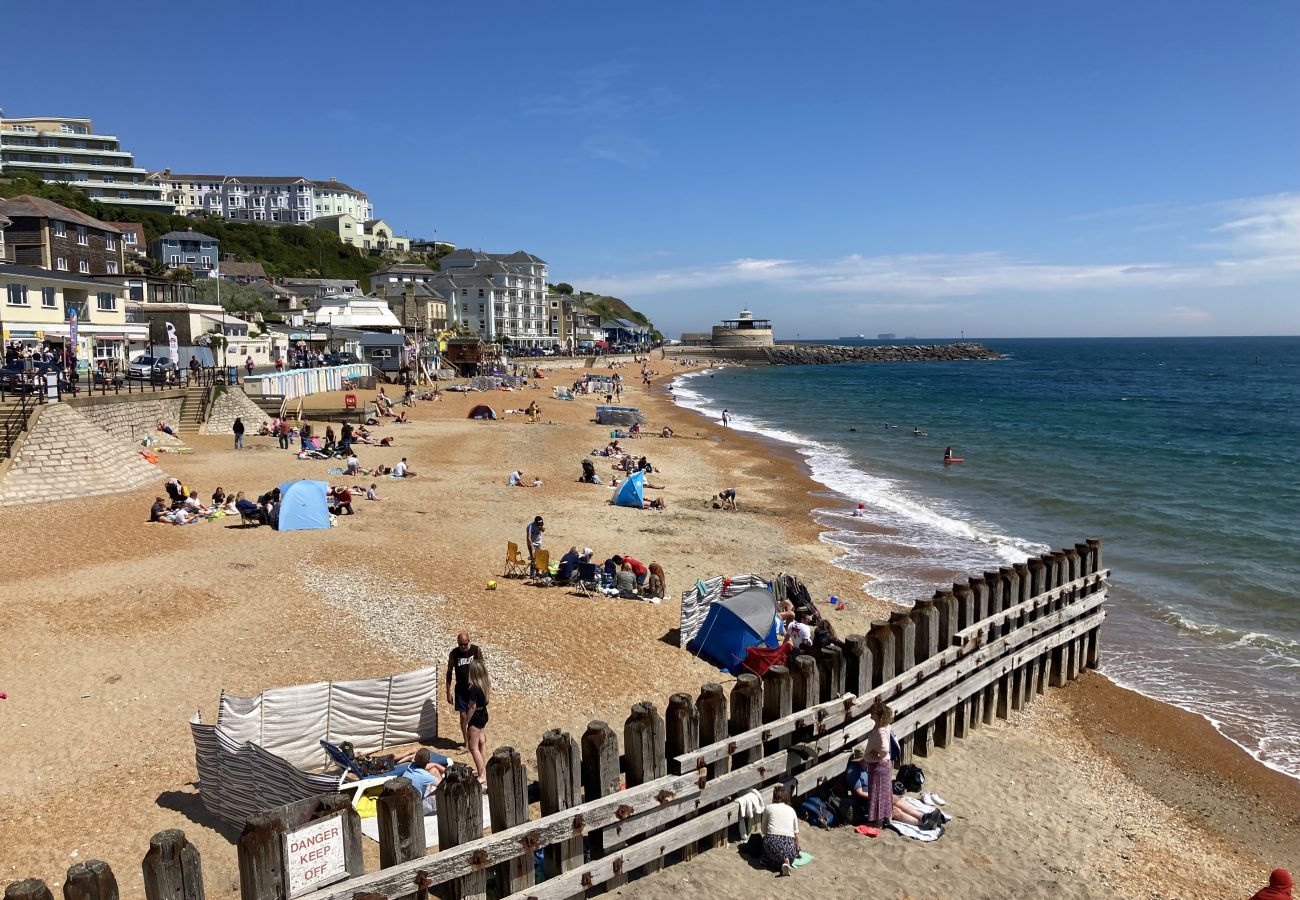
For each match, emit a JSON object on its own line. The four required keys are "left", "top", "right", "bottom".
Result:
{"left": 877, "top": 333, "right": 896, "bottom": 340}
{"left": 839, "top": 334, "right": 866, "bottom": 340}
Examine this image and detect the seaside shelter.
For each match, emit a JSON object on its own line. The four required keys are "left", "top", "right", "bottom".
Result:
{"left": 276, "top": 480, "right": 331, "bottom": 531}
{"left": 687, "top": 583, "right": 779, "bottom": 673}
{"left": 613, "top": 470, "right": 645, "bottom": 508}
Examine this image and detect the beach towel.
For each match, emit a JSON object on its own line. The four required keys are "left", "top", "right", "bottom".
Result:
{"left": 886, "top": 820, "right": 942, "bottom": 842}
{"left": 327, "top": 467, "right": 346, "bottom": 475}
{"left": 792, "top": 851, "right": 814, "bottom": 868}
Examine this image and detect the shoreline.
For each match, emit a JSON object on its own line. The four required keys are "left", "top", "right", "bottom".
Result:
{"left": 658, "top": 361, "right": 1300, "bottom": 786}
{"left": 649, "top": 359, "right": 1300, "bottom": 874}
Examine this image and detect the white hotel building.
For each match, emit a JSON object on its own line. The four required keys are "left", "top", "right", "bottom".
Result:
{"left": 146, "top": 172, "right": 372, "bottom": 224}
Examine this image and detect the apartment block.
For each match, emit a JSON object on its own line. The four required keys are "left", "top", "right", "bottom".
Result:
{"left": 147, "top": 171, "right": 372, "bottom": 224}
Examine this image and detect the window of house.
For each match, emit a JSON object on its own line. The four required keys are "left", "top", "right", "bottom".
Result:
{"left": 96, "top": 292, "right": 117, "bottom": 311}
{"left": 80, "top": 260, "right": 90, "bottom": 274}
{"left": 123, "top": 232, "right": 136, "bottom": 245}
{"left": 118, "top": 191, "right": 128, "bottom": 200}
{"left": 169, "top": 255, "right": 180, "bottom": 265}
{"left": 42, "top": 287, "right": 57, "bottom": 308}
{"left": 56, "top": 257, "right": 68, "bottom": 271}
{"left": 76, "top": 226, "right": 87, "bottom": 245}
{"left": 53, "top": 221, "right": 66, "bottom": 237}
{"left": 201, "top": 256, "right": 211, "bottom": 268}
{"left": 6, "top": 283, "right": 29, "bottom": 306}
{"left": 106, "top": 261, "right": 119, "bottom": 274}
{"left": 106, "top": 234, "right": 116, "bottom": 250}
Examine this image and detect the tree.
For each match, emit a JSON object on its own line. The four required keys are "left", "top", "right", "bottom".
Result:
{"left": 167, "top": 266, "right": 195, "bottom": 284}
{"left": 552, "top": 282, "right": 574, "bottom": 295}
{"left": 193, "top": 279, "right": 271, "bottom": 314}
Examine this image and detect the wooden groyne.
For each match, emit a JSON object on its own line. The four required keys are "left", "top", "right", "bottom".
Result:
{"left": 3, "top": 541, "right": 1105, "bottom": 900}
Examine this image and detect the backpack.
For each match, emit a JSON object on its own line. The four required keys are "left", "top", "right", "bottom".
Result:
{"left": 799, "top": 796, "right": 835, "bottom": 829}
{"left": 896, "top": 763, "right": 925, "bottom": 794}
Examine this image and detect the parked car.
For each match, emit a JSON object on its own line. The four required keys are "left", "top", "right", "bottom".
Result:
{"left": 126, "top": 355, "right": 177, "bottom": 380}
{"left": 323, "top": 352, "right": 361, "bottom": 366}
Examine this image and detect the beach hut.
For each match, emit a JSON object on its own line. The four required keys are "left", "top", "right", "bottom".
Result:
{"left": 467, "top": 404, "right": 498, "bottom": 420}
{"left": 613, "top": 471, "right": 645, "bottom": 508}
{"left": 686, "top": 583, "right": 779, "bottom": 673}
{"left": 276, "top": 480, "right": 332, "bottom": 531}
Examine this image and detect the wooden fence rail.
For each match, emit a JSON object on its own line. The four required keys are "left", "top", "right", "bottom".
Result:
{"left": 4, "top": 540, "right": 1107, "bottom": 900}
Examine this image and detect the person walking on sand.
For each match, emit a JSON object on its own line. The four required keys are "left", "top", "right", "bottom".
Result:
{"left": 721, "top": 409, "right": 730, "bottom": 428}
{"left": 462, "top": 659, "right": 491, "bottom": 785}
{"left": 445, "top": 633, "right": 485, "bottom": 748}
{"left": 232, "top": 417, "right": 245, "bottom": 450}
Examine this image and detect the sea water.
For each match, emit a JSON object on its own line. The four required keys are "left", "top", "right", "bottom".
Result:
{"left": 671, "top": 337, "right": 1300, "bottom": 778}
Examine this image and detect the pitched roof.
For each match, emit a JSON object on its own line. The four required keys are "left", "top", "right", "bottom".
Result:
{"left": 0, "top": 195, "right": 121, "bottom": 233}
{"left": 373, "top": 262, "right": 436, "bottom": 276}
{"left": 217, "top": 261, "right": 266, "bottom": 277}
{"left": 0, "top": 262, "right": 125, "bottom": 288}
{"left": 225, "top": 175, "right": 313, "bottom": 186}
{"left": 382, "top": 282, "right": 448, "bottom": 301}
{"left": 311, "top": 179, "right": 367, "bottom": 197}
{"left": 489, "top": 251, "right": 547, "bottom": 265}
{"left": 158, "top": 230, "right": 218, "bottom": 242}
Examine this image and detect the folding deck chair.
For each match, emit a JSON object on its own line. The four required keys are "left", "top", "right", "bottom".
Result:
{"left": 571, "top": 561, "right": 601, "bottom": 598}
{"left": 530, "top": 549, "right": 551, "bottom": 580}
{"left": 504, "top": 541, "right": 528, "bottom": 578}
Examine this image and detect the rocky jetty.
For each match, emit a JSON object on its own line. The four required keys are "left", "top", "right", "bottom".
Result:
{"left": 765, "top": 341, "right": 1002, "bottom": 365}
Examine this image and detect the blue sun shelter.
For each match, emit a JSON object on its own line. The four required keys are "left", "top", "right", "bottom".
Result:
{"left": 276, "top": 480, "right": 332, "bottom": 531}
{"left": 687, "top": 584, "right": 779, "bottom": 673}
{"left": 613, "top": 470, "right": 645, "bottom": 509}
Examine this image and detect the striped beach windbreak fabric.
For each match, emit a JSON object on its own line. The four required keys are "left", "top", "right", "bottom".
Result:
{"left": 679, "top": 574, "right": 770, "bottom": 647}
{"left": 190, "top": 666, "right": 440, "bottom": 825}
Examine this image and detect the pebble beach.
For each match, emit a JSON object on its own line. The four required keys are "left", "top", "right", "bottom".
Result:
{"left": 0, "top": 359, "right": 1295, "bottom": 899}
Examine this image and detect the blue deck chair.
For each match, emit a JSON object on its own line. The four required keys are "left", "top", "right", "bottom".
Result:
{"left": 571, "top": 561, "right": 601, "bottom": 598}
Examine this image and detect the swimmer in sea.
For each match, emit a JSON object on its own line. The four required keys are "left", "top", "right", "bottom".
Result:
{"left": 944, "top": 446, "right": 954, "bottom": 461}
{"left": 913, "top": 426, "right": 925, "bottom": 436}
{"left": 849, "top": 427, "right": 857, "bottom": 432}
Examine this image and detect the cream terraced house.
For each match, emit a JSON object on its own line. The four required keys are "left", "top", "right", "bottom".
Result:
{"left": 312, "top": 214, "right": 410, "bottom": 253}
{"left": 0, "top": 115, "right": 172, "bottom": 212}
{"left": 146, "top": 172, "right": 372, "bottom": 224}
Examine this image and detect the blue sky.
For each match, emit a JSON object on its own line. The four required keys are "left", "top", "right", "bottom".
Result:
{"left": 6, "top": 1, "right": 1299, "bottom": 337}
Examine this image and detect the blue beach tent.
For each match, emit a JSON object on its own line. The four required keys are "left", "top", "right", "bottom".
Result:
{"left": 687, "top": 584, "right": 779, "bottom": 673}
{"left": 276, "top": 480, "right": 332, "bottom": 531}
{"left": 613, "top": 471, "right": 645, "bottom": 509}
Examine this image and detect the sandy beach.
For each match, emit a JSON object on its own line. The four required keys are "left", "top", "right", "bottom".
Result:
{"left": 1, "top": 358, "right": 1296, "bottom": 899}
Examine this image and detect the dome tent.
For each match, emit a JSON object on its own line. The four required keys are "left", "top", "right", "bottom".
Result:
{"left": 276, "top": 480, "right": 332, "bottom": 531}
{"left": 467, "top": 405, "right": 498, "bottom": 420}
{"left": 686, "top": 583, "right": 779, "bottom": 673}
{"left": 613, "top": 471, "right": 645, "bottom": 508}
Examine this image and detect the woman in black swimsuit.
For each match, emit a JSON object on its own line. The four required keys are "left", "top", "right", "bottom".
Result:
{"left": 463, "top": 660, "right": 491, "bottom": 785}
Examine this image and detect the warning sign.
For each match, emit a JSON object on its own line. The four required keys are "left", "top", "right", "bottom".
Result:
{"left": 282, "top": 814, "right": 347, "bottom": 898}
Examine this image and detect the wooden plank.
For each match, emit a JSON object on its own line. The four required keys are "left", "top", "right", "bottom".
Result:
{"left": 728, "top": 676, "right": 763, "bottom": 767}
{"left": 623, "top": 703, "right": 667, "bottom": 877}
{"left": 377, "top": 778, "right": 426, "bottom": 871}
{"left": 695, "top": 684, "right": 728, "bottom": 851}
{"left": 579, "top": 721, "right": 624, "bottom": 889}
{"left": 761, "top": 666, "right": 793, "bottom": 754}
{"left": 841, "top": 635, "right": 870, "bottom": 696}
{"left": 663, "top": 694, "right": 699, "bottom": 862}
{"left": 236, "top": 812, "right": 286, "bottom": 900}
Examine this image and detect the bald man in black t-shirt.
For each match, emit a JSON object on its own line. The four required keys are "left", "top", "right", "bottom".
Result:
{"left": 446, "top": 632, "right": 485, "bottom": 747}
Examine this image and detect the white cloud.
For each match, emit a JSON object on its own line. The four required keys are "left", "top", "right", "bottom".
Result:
{"left": 1167, "top": 306, "right": 1212, "bottom": 323}
{"left": 576, "top": 191, "right": 1300, "bottom": 300}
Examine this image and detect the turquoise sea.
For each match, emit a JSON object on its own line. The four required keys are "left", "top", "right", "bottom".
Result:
{"left": 671, "top": 337, "right": 1300, "bottom": 778}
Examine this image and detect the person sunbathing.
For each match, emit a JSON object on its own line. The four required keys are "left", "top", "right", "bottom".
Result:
{"left": 642, "top": 497, "right": 667, "bottom": 510}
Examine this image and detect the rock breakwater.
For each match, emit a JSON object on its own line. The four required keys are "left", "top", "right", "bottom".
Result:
{"left": 765, "top": 342, "right": 1002, "bottom": 365}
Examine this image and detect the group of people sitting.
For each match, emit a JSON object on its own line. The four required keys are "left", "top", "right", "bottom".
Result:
{"left": 151, "top": 479, "right": 277, "bottom": 527}
{"left": 547, "top": 548, "right": 667, "bottom": 600}
{"left": 506, "top": 470, "right": 543, "bottom": 488}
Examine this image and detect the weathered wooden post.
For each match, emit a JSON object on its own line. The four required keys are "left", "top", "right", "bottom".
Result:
{"left": 487, "top": 747, "right": 533, "bottom": 895}
{"left": 237, "top": 811, "right": 286, "bottom": 900}
{"left": 435, "top": 764, "right": 486, "bottom": 900}
{"left": 624, "top": 702, "right": 668, "bottom": 876}
{"left": 815, "top": 644, "right": 845, "bottom": 702}
{"left": 377, "top": 777, "right": 426, "bottom": 870}
{"left": 964, "top": 576, "right": 989, "bottom": 732}
{"left": 888, "top": 610, "right": 916, "bottom": 674}
{"left": 63, "top": 863, "right": 117, "bottom": 900}
{"left": 910, "top": 597, "right": 940, "bottom": 757}
{"left": 981, "top": 571, "right": 1004, "bottom": 725}
{"left": 729, "top": 675, "right": 764, "bottom": 767}
{"left": 664, "top": 693, "right": 700, "bottom": 862}
{"left": 536, "top": 729, "right": 583, "bottom": 881}
{"left": 1064, "top": 548, "right": 1084, "bottom": 680}
{"left": 696, "top": 684, "right": 729, "bottom": 851}
{"left": 953, "top": 583, "right": 975, "bottom": 633}
{"left": 932, "top": 591, "right": 959, "bottom": 749}
{"left": 841, "top": 634, "right": 871, "bottom": 696}
{"left": 762, "top": 665, "right": 793, "bottom": 755}
{"left": 1049, "top": 550, "right": 1071, "bottom": 688}
{"left": 865, "top": 621, "right": 895, "bottom": 689}
{"left": 1084, "top": 538, "right": 1104, "bottom": 668}
{"left": 995, "top": 567, "right": 1020, "bottom": 719}
{"left": 142, "top": 830, "right": 203, "bottom": 900}
{"left": 581, "top": 720, "right": 624, "bottom": 884}
{"left": 1026, "top": 557, "right": 1048, "bottom": 696}
{"left": 5, "top": 881, "right": 53, "bottom": 900}
{"left": 1009, "top": 563, "right": 1031, "bottom": 711}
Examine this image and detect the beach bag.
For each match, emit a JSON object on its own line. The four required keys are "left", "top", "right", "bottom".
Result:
{"left": 889, "top": 733, "right": 902, "bottom": 763}
{"left": 895, "top": 763, "right": 925, "bottom": 794}
{"left": 799, "top": 796, "right": 835, "bottom": 829}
